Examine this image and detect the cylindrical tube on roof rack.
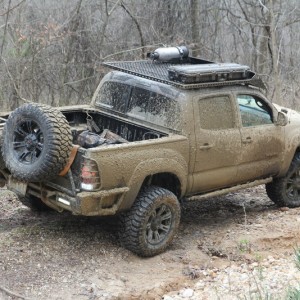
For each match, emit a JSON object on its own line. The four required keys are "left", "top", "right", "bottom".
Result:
{"left": 150, "top": 46, "right": 189, "bottom": 62}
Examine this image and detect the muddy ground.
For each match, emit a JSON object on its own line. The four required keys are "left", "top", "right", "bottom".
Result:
{"left": 1, "top": 185, "right": 300, "bottom": 300}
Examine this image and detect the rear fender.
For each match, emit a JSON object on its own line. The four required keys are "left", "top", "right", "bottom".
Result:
{"left": 119, "top": 158, "right": 188, "bottom": 211}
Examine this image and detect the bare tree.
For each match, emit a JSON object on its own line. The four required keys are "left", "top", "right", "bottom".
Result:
{"left": 0, "top": 0, "right": 299, "bottom": 110}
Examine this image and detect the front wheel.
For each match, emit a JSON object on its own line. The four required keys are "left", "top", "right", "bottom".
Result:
{"left": 266, "top": 154, "right": 300, "bottom": 207}
{"left": 119, "top": 186, "right": 181, "bottom": 257}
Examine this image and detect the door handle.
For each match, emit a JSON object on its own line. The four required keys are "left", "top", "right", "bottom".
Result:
{"left": 242, "top": 137, "right": 252, "bottom": 144}
{"left": 199, "top": 143, "right": 213, "bottom": 150}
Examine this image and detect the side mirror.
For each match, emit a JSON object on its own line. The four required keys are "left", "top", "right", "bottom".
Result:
{"left": 276, "top": 111, "right": 288, "bottom": 126}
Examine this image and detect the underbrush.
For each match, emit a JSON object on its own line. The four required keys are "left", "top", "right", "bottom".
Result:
{"left": 287, "top": 248, "right": 300, "bottom": 300}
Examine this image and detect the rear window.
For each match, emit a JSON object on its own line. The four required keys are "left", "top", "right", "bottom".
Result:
{"left": 95, "top": 82, "right": 181, "bottom": 130}
{"left": 96, "top": 82, "right": 130, "bottom": 112}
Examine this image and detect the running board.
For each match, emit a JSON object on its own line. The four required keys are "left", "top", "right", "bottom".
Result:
{"left": 188, "top": 177, "right": 273, "bottom": 201}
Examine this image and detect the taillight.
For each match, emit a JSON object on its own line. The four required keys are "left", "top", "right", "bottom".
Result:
{"left": 80, "top": 158, "right": 100, "bottom": 191}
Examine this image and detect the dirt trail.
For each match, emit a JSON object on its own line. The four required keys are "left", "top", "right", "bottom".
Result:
{"left": 1, "top": 185, "right": 300, "bottom": 299}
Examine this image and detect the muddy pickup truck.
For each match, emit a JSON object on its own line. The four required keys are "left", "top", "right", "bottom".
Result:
{"left": 0, "top": 46, "right": 299, "bottom": 257}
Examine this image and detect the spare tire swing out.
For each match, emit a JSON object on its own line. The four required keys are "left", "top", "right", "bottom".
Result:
{"left": 2, "top": 103, "right": 73, "bottom": 182}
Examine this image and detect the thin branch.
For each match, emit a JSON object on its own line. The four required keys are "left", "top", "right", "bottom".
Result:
{"left": 108, "top": 0, "right": 121, "bottom": 16}
{"left": 1, "top": 57, "right": 30, "bottom": 103}
{"left": 258, "top": 0, "right": 268, "bottom": 12}
{"left": 284, "top": 18, "right": 300, "bottom": 28}
{"left": 0, "top": 23, "right": 9, "bottom": 30}
{"left": 58, "top": 0, "right": 83, "bottom": 30}
{"left": 0, "top": 0, "right": 11, "bottom": 58}
{"left": 0, "top": 285, "right": 30, "bottom": 300}
{"left": 0, "top": 0, "right": 25, "bottom": 16}
{"left": 102, "top": 44, "right": 161, "bottom": 60}
{"left": 64, "top": 75, "right": 95, "bottom": 86}
{"left": 120, "top": 1, "right": 145, "bottom": 58}
{"left": 104, "top": 0, "right": 108, "bottom": 16}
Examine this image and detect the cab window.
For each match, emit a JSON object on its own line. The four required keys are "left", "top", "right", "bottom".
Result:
{"left": 238, "top": 95, "right": 273, "bottom": 127}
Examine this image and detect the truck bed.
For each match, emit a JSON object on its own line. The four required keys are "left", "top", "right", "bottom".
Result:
{"left": 63, "top": 110, "right": 167, "bottom": 145}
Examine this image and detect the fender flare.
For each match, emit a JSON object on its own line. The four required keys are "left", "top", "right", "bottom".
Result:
{"left": 119, "top": 157, "right": 188, "bottom": 210}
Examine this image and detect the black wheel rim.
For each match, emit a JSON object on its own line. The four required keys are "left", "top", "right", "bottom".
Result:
{"left": 285, "top": 168, "right": 300, "bottom": 201}
{"left": 146, "top": 204, "right": 173, "bottom": 245}
{"left": 13, "top": 120, "right": 44, "bottom": 164}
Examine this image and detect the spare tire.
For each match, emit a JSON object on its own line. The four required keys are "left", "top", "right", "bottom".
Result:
{"left": 2, "top": 103, "right": 72, "bottom": 182}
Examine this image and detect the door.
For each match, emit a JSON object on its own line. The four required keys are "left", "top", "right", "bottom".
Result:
{"left": 236, "top": 94, "right": 285, "bottom": 182}
{"left": 191, "top": 94, "right": 242, "bottom": 193}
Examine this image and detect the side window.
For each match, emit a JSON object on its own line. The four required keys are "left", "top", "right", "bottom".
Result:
{"left": 238, "top": 95, "right": 273, "bottom": 127}
{"left": 198, "top": 96, "right": 235, "bottom": 130}
{"left": 147, "top": 92, "right": 180, "bottom": 128}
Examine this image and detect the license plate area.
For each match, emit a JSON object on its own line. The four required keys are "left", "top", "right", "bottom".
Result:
{"left": 8, "top": 176, "right": 28, "bottom": 196}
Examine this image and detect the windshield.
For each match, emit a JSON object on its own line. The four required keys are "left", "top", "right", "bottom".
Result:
{"left": 95, "top": 81, "right": 181, "bottom": 130}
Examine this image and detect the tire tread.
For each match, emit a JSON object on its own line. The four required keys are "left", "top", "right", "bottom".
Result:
{"left": 266, "top": 153, "right": 300, "bottom": 208}
{"left": 119, "top": 186, "right": 180, "bottom": 257}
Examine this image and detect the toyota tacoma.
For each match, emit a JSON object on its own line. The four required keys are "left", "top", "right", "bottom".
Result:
{"left": 0, "top": 46, "right": 298, "bottom": 257}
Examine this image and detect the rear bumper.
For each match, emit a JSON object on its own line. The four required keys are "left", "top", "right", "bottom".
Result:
{"left": 30, "top": 184, "right": 129, "bottom": 216}
{"left": 7, "top": 175, "right": 130, "bottom": 216}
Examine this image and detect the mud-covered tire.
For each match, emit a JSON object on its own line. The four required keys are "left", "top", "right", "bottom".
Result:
{"left": 119, "top": 186, "right": 181, "bottom": 257}
{"left": 266, "top": 154, "right": 300, "bottom": 207}
{"left": 19, "top": 195, "right": 52, "bottom": 212}
{"left": 2, "top": 103, "right": 72, "bottom": 182}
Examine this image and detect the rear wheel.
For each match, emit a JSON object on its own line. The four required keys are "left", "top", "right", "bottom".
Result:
{"left": 266, "top": 154, "right": 300, "bottom": 207}
{"left": 119, "top": 186, "right": 181, "bottom": 257}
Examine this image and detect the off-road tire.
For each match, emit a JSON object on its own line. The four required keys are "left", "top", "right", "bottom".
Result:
{"left": 266, "top": 153, "right": 300, "bottom": 207}
{"left": 2, "top": 103, "right": 72, "bottom": 182}
{"left": 19, "top": 195, "right": 52, "bottom": 212}
{"left": 119, "top": 186, "right": 181, "bottom": 257}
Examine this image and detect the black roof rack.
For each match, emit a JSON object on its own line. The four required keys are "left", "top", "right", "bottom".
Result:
{"left": 103, "top": 57, "right": 266, "bottom": 91}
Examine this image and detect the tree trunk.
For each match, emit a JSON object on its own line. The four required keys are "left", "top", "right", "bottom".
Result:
{"left": 191, "top": 0, "right": 200, "bottom": 56}
{"left": 268, "top": 0, "right": 281, "bottom": 105}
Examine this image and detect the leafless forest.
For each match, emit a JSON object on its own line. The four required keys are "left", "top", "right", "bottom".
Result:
{"left": 0, "top": 0, "right": 299, "bottom": 111}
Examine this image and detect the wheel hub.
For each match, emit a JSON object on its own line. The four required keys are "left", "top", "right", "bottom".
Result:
{"left": 150, "top": 216, "right": 162, "bottom": 231}
{"left": 293, "top": 178, "right": 300, "bottom": 189}
{"left": 12, "top": 120, "right": 44, "bottom": 164}
{"left": 146, "top": 204, "right": 172, "bottom": 245}
{"left": 24, "top": 134, "right": 38, "bottom": 151}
